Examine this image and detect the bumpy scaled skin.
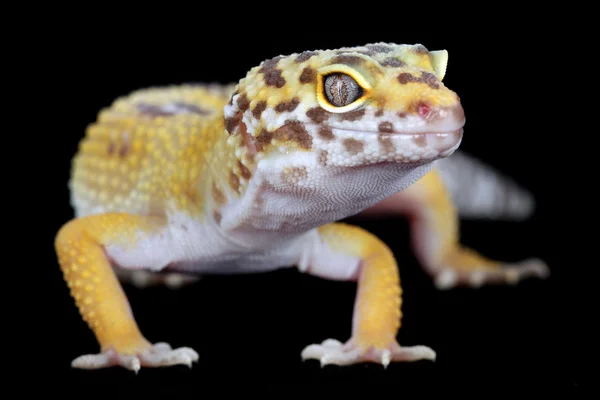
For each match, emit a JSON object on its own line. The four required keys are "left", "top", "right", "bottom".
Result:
{"left": 56, "top": 43, "right": 548, "bottom": 371}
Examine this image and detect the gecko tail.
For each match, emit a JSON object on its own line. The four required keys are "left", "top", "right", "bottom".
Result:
{"left": 434, "top": 150, "right": 535, "bottom": 221}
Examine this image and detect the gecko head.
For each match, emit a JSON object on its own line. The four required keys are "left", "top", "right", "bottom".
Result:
{"left": 224, "top": 43, "right": 465, "bottom": 169}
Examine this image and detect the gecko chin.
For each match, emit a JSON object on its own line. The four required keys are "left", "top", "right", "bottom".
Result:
{"left": 315, "top": 127, "right": 463, "bottom": 168}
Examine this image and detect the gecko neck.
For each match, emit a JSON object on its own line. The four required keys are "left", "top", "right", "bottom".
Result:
{"left": 218, "top": 152, "right": 435, "bottom": 246}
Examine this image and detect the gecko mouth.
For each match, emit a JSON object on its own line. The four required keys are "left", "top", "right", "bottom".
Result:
{"left": 318, "top": 102, "right": 464, "bottom": 148}
{"left": 331, "top": 127, "right": 462, "bottom": 152}
{"left": 317, "top": 127, "right": 463, "bottom": 167}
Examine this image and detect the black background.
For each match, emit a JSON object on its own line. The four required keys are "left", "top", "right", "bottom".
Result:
{"left": 26, "top": 28, "right": 588, "bottom": 396}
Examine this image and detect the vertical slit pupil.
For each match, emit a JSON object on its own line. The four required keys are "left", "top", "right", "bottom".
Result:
{"left": 324, "top": 73, "right": 362, "bottom": 107}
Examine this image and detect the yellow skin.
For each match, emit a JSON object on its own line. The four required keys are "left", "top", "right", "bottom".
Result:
{"left": 56, "top": 43, "right": 548, "bottom": 371}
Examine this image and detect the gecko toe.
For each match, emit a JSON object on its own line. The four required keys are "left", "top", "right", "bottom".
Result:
{"left": 435, "top": 269, "right": 458, "bottom": 290}
{"left": 71, "top": 343, "right": 199, "bottom": 371}
{"left": 433, "top": 256, "right": 550, "bottom": 290}
{"left": 140, "top": 347, "right": 198, "bottom": 368}
{"left": 301, "top": 339, "right": 436, "bottom": 367}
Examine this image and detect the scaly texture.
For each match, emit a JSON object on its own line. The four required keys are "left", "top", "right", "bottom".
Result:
{"left": 223, "top": 43, "right": 462, "bottom": 196}
{"left": 70, "top": 83, "right": 240, "bottom": 219}
{"left": 318, "top": 223, "right": 401, "bottom": 348}
{"left": 301, "top": 223, "right": 435, "bottom": 366}
{"left": 55, "top": 213, "right": 200, "bottom": 371}
{"left": 55, "top": 213, "right": 161, "bottom": 353}
{"left": 56, "top": 42, "right": 548, "bottom": 372}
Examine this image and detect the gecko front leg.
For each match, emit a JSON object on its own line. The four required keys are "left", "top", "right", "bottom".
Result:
{"left": 54, "top": 213, "right": 199, "bottom": 372}
{"left": 298, "top": 223, "right": 435, "bottom": 367}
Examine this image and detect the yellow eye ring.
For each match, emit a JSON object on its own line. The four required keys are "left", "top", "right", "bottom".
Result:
{"left": 316, "top": 64, "right": 371, "bottom": 113}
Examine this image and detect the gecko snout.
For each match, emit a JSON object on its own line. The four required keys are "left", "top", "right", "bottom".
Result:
{"left": 416, "top": 101, "right": 465, "bottom": 133}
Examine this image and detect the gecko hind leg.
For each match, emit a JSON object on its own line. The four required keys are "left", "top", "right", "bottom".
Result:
{"left": 299, "top": 223, "right": 435, "bottom": 367}
{"left": 432, "top": 250, "right": 548, "bottom": 290}
{"left": 55, "top": 213, "right": 199, "bottom": 372}
{"left": 362, "top": 169, "right": 549, "bottom": 290}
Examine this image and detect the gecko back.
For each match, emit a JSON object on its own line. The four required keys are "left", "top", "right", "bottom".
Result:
{"left": 69, "top": 83, "right": 236, "bottom": 218}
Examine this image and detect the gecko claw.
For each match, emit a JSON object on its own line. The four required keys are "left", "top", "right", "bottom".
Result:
{"left": 381, "top": 349, "right": 391, "bottom": 369}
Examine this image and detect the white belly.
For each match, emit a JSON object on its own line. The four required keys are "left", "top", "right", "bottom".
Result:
{"left": 104, "top": 210, "right": 315, "bottom": 275}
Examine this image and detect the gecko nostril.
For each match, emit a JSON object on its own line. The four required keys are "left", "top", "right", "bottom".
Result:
{"left": 418, "top": 103, "right": 431, "bottom": 118}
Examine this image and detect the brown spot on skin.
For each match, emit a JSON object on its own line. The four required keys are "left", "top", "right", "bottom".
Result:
{"left": 295, "top": 51, "right": 318, "bottom": 63}
{"left": 174, "top": 102, "right": 210, "bottom": 115}
{"left": 212, "top": 182, "right": 226, "bottom": 205}
{"left": 375, "top": 109, "right": 384, "bottom": 117}
{"left": 273, "top": 121, "right": 312, "bottom": 150}
{"left": 275, "top": 97, "right": 300, "bottom": 113}
{"left": 398, "top": 112, "right": 407, "bottom": 118}
{"left": 225, "top": 111, "right": 242, "bottom": 134}
{"left": 107, "top": 141, "right": 116, "bottom": 155}
{"left": 357, "top": 50, "right": 376, "bottom": 56}
{"left": 237, "top": 160, "right": 251, "bottom": 180}
{"left": 213, "top": 211, "right": 222, "bottom": 224}
{"left": 229, "top": 171, "right": 240, "bottom": 193}
{"left": 252, "top": 101, "right": 267, "bottom": 119}
{"left": 237, "top": 94, "right": 250, "bottom": 111}
{"left": 263, "top": 69, "right": 286, "bottom": 88}
{"left": 185, "top": 186, "right": 202, "bottom": 208}
{"left": 333, "top": 54, "right": 364, "bottom": 65}
{"left": 136, "top": 102, "right": 210, "bottom": 116}
{"left": 420, "top": 72, "right": 440, "bottom": 89}
{"left": 299, "top": 67, "right": 316, "bottom": 84}
{"left": 239, "top": 121, "right": 258, "bottom": 157}
{"left": 318, "top": 126, "right": 334, "bottom": 141}
{"left": 378, "top": 133, "right": 395, "bottom": 153}
{"left": 228, "top": 91, "right": 237, "bottom": 106}
{"left": 398, "top": 73, "right": 415, "bottom": 84}
{"left": 255, "top": 128, "right": 273, "bottom": 149}
{"left": 118, "top": 142, "right": 130, "bottom": 158}
{"left": 259, "top": 56, "right": 286, "bottom": 88}
{"left": 413, "top": 135, "right": 427, "bottom": 147}
{"left": 381, "top": 57, "right": 406, "bottom": 68}
{"left": 260, "top": 56, "right": 282, "bottom": 73}
{"left": 398, "top": 72, "right": 439, "bottom": 89}
{"left": 365, "top": 44, "right": 393, "bottom": 53}
{"left": 339, "top": 108, "right": 366, "bottom": 122}
{"left": 281, "top": 167, "right": 308, "bottom": 185}
{"left": 378, "top": 122, "right": 394, "bottom": 133}
{"left": 318, "top": 151, "right": 328, "bottom": 166}
{"left": 306, "top": 107, "right": 331, "bottom": 123}
{"left": 414, "top": 44, "right": 429, "bottom": 54}
{"left": 343, "top": 138, "right": 364, "bottom": 155}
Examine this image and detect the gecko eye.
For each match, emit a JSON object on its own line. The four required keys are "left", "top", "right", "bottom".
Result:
{"left": 323, "top": 73, "right": 364, "bottom": 107}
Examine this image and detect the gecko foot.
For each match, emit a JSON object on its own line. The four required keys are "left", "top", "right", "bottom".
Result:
{"left": 71, "top": 342, "right": 199, "bottom": 372}
{"left": 301, "top": 339, "right": 436, "bottom": 368}
{"left": 434, "top": 257, "right": 550, "bottom": 290}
